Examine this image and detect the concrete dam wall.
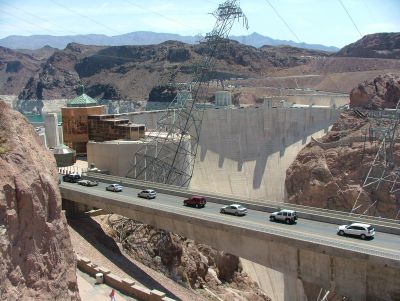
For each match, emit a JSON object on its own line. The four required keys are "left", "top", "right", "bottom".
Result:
{"left": 121, "top": 106, "right": 341, "bottom": 201}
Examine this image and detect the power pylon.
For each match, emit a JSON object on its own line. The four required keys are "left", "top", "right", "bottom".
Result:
{"left": 125, "top": 1, "right": 248, "bottom": 186}
{"left": 350, "top": 100, "right": 400, "bottom": 220}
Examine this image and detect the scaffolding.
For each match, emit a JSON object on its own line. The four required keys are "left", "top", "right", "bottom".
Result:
{"left": 125, "top": 0, "right": 248, "bottom": 186}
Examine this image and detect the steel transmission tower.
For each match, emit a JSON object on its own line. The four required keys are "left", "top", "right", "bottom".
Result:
{"left": 350, "top": 100, "right": 400, "bottom": 220}
{"left": 125, "top": 1, "right": 248, "bottom": 186}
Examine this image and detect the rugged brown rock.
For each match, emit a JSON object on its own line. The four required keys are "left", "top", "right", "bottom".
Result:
{"left": 105, "top": 215, "right": 270, "bottom": 300}
{"left": 336, "top": 32, "right": 400, "bottom": 59}
{"left": 285, "top": 110, "right": 400, "bottom": 218}
{"left": 0, "top": 101, "right": 80, "bottom": 300}
{"left": 350, "top": 73, "right": 400, "bottom": 109}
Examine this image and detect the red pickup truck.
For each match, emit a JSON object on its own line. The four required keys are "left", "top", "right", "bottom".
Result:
{"left": 183, "top": 196, "right": 207, "bottom": 208}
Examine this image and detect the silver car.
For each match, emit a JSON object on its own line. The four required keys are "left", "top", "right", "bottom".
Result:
{"left": 138, "top": 189, "right": 157, "bottom": 199}
{"left": 269, "top": 209, "right": 298, "bottom": 224}
{"left": 337, "top": 223, "right": 375, "bottom": 240}
{"left": 106, "top": 184, "right": 123, "bottom": 192}
{"left": 220, "top": 204, "right": 247, "bottom": 216}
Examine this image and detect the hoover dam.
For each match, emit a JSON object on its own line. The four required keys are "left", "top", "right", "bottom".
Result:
{"left": 87, "top": 105, "right": 341, "bottom": 202}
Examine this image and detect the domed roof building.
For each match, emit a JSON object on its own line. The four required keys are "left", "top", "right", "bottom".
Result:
{"left": 61, "top": 93, "right": 106, "bottom": 154}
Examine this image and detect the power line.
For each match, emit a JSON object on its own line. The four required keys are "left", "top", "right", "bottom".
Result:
{"left": 48, "top": 0, "right": 123, "bottom": 36}
{"left": 261, "top": 0, "right": 343, "bottom": 93}
{"left": 337, "top": 0, "right": 363, "bottom": 38}
{"left": 0, "top": 8, "right": 61, "bottom": 36}
{"left": 264, "top": 0, "right": 301, "bottom": 43}
{"left": 123, "top": 0, "right": 205, "bottom": 34}
{"left": 3, "top": 4, "right": 81, "bottom": 37}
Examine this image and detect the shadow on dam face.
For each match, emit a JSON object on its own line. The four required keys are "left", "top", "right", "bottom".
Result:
{"left": 121, "top": 107, "right": 338, "bottom": 200}
{"left": 194, "top": 107, "right": 335, "bottom": 194}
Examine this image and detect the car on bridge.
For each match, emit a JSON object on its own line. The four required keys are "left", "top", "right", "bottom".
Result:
{"left": 138, "top": 189, "right": 157, "bottom": 199}
{"left": 220, "top": 204, "right": 247, "bottom": 216}
{"left": 77, "top": 179, "right": 98, "bottom": 187}
{"left": 269, "top": 209, "right": 298, "bottom": 224}
{"left": 106, "top": 184, "right": 123, "bottom": 192}
{"left": 337, "top": 223, "right": 375, "bottom": 240}
{"left": 183, "top": 196, "right": 207, "bottom": 208}
{"left": 62, "top": 173, "right": 81, "bottom": 183}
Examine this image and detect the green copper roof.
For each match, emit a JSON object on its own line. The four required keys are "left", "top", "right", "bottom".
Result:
{"left": 67, "top": 93, "right": 97, "bottom": 107}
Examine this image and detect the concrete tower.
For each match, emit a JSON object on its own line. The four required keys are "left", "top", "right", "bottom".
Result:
{"left": 44, "top": 112, "right": 59, "bottom": 148}
{"left": 215, "top": 91, "right": 232, "bottom": 107}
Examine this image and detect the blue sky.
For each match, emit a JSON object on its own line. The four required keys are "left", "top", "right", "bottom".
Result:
{"left": 0, "top": 0, "right": 399, "bottom": 47}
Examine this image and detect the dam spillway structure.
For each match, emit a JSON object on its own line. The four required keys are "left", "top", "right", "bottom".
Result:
{"left": 126, "top": 0, "right": 249, "bottom": 187}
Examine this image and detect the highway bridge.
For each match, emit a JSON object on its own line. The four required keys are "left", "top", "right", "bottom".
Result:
{"left": 60, "top": 173, "right": 400, "bottom": 301}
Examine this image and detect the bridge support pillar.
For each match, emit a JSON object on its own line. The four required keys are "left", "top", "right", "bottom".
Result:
{"left": 62, "top": 198, "right": 92, "bottom": 218}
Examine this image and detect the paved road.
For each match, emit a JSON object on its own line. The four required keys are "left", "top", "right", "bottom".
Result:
{"left": 61, "top": 180, "right": 400, "bottom": 257}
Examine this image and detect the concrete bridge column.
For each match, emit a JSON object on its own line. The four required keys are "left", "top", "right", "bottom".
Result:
{"left": 62, "top": 198, "right": 92, "bottom": 217}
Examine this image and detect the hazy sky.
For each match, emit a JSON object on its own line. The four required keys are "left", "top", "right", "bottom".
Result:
{"left": 0, "top": 0, "right": 399, "bottom": 47}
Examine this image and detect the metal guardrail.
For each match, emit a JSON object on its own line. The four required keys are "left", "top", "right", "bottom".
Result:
{"left": 83, "top": 172, "right": 400, "bottom": 235}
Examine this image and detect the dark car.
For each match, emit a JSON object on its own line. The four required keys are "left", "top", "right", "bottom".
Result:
{"left": 62, "top": 173, "right": 81, "bottom": 183}
{"left": 183, "top": 196, "right": 207, "bottom": 208}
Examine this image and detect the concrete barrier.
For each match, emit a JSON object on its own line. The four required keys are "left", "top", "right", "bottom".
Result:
{"left": 76, "top": 254, "right": 175, "bottom": 301}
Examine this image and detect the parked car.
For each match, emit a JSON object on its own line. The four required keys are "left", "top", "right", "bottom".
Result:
{"left": 269, "top": 209, "right": 298, "bottom": 224}
{"left": 106, "top": 184, "right": 123, "bottom": 192}
{"left": 138, "top": 189, "right": 157, "bottom": 199}
{"left": 220, "top": 204, "right": 247, "bottom": 216}
{"left": 62, "top": 173, "right": 81, "bottom": 183}
{"left": 337, "top": 223, "right": 375, "bottom": 240}
{"left": 77, "top": 179, "right": 98, "bottom": 187}
{"left": 183, "top": 196, "right": 207, "bottom": 208}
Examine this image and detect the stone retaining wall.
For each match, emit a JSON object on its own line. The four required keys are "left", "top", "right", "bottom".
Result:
{"left": 76, "top": 254, "right": 175, "bottom": 301}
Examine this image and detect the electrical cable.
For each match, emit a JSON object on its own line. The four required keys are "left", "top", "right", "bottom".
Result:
{"left": 264, "top": 0, "right": 301, "bottom": 43}
{"left": 49, "top": 0, "right": 123, "bottom": 36}
{"left": 123, "top": 0, "right": 205, "bottom": 34}
{"left": 337, "top": 0, "right": 363, "bottom": 37}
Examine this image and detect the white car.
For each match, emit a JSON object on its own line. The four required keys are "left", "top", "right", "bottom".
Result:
{"left": 138, "top": 189, "right": 157, "bottom": 199}
{"left": 220, "top": 204, "right": 247, "bottom": 216}
{"left": 106, "top": 184, "right": 123, "bottom": 192}
{"left": 337, "top": 223, "right": 375, "bottom": 240}
{"left": 269, "top": 209, "right": 298, "bottom": 224}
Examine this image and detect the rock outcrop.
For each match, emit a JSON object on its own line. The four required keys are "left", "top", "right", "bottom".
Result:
{"left": 336, "top": 32, "right": 400, "bottom": 59}
{"left": 285, "top": 110, "right": 400, "bottom": 218}
{"left": 105, "top": 215, "right": 270, "bottom": 301}
{"left": 350, "top": 73, "right": 400, "bottom": 109}
{"left": 0, "top": 101, "right": 80, "bottom": 300}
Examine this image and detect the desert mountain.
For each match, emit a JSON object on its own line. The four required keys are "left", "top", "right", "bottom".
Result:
{"left": 0, "top": 31, "right": 339, "bottom": 52}
{"left": 2, "top": 38, "right": 400, "bottom": 103}
{"left": 336, "top": 32, "right": 400, "bottom": 59}
{"left": 0, "top": 46, "right": 42, "bottom": 95}
{"left": 14, "top": 40, "right": 329, "bottom": 101}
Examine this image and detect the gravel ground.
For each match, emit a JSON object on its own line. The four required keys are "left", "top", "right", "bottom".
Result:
{"left": 68, "top": 215, "right": 208, "bottom": 301}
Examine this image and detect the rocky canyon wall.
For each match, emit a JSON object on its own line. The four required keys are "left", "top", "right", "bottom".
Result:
{"left": 0, "top": 101, "right": 80, "bottom": 300}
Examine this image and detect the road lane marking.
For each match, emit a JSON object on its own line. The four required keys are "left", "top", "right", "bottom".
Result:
{"left": 62, "top": 185, "right": 400, "bottom": 257}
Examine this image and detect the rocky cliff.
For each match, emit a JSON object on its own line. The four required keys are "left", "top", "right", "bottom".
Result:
{"left": 3, "top": 40, "right": 331, "bottom": 101}
{"left": 349, "top": 73, "right": 400, "bottom": 109}
{"left": 336, "top": 32, "right": 400, "bottom": 59}
{"left": 0, "top": 101, "right": 80, "bottom": 300}
{"left": 285, "top": 110, "right": 400, "bottom": 218}
{"left": 105, "top": 215, "right": 271, "bottom": 301}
